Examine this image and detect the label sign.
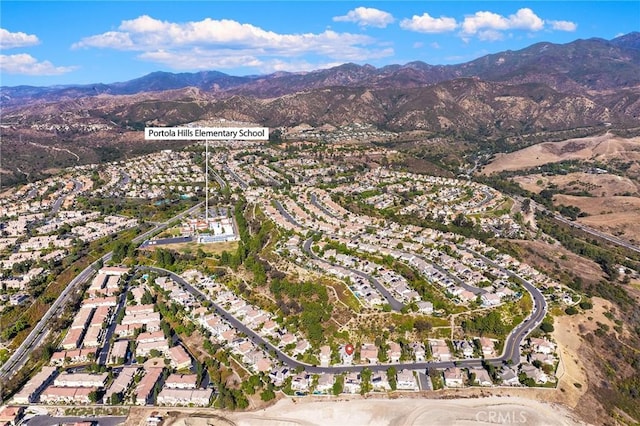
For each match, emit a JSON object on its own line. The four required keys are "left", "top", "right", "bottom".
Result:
{"left": 145, "top": 127, "right": 269, "bottom": 140}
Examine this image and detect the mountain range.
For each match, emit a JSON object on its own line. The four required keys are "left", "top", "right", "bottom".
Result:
{"left": 1, "top": 32, "right": 640, "bottom": 185}
{"left": 3, "top": 32, "right": 640, "bottom": 106}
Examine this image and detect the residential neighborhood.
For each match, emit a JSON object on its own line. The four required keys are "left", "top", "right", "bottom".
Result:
{"left": 0, "top": 136, "right": 579, "bottom": 415}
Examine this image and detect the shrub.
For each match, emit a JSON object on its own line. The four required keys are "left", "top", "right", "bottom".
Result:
{"left": 565, "top": 306, "right": 579, "bottom": 315}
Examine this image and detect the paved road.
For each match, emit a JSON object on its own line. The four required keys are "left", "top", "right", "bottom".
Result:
{"left": 514, "top": 195, "right": 640, "bottom": 255}
{"left": 309, "top": 193, "right": 340, "bottom": 219}
{"left": 0, "top": 202, "right": 203, "bottom": 382}
{"left": 222, "top": 164, "right": 248, "bottom": 189}
{"left": 210, "top": 169, "right": 227, "bottom": 190}
{"left": 50, "top": 178, "right": 84, "bottom": 217}
{"left": 260, "top": 198, "right": 545, "bottom": 369}
{"left": 272, "top": 200, "right": 304, "bottom": 229}
{"left": 144, "top": 266, "right": 542, "bottom": 375}
{"left": 416, "top": 251, "right": 487, "bottom": 296}
{"left": 0, "top": 251, "right": 113, "bottom": 380}
{"left": 26, "top": 416, "right": 126, "bottom": 426}
{"left": 301, "top": 238, "right": 405, "bottom": 312}
{"left": 97, "top": 282, "right": 130, "bottom": 365}
{"left": 460, "top": 246, "right": 548, "bottom": 365}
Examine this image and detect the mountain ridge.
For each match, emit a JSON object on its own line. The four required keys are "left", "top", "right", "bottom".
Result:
{"left": 2, "top": 32, "right": 639, "bottom": 108}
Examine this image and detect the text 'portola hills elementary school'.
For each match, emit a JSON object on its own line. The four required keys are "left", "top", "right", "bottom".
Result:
{"left": 145, "top": 127, "right": 270, "bottom": 140}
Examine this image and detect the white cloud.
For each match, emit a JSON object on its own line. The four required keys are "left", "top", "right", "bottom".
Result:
{"left": 461, "top": 11, "right": 510, "bottom": 35}
{"left": 72, "top": 15, "right": 393, "bottom": 70}
{"left": 549, "top": 20, "right": 577, "bottom": 32}
{"left": 430, "top": 42, "right": 441, "bottom": 49}
{"left": 138, "top": 48, "right": 345, "bottom": 73}
{"left": 0, "top": 53, "right": 75, "bottom": 75}
{"left": 400, "top": 8, "right": 573, "bottom": 41}
{"left": 74, "top": 31, "right": 134, "bottom": 49}
{"left": 400, "top": 13, "right": 458, "bottom": 33}
{"left": 139, "top": 49, "right": 263, "bottom": 70}
{"left": 333, "top": 7, "right": 394, "bottom": 28}
{"left": 477, "top": 29, "right": 506, "bottom": 42}
{"left": 461, "top": 8, "right": 545, "bottom": 38}
{"left": 0, "top": 28, "right": 39, "bottom": 49}
{"left": 509, "top": 8, "right": 544, "bottom": 31}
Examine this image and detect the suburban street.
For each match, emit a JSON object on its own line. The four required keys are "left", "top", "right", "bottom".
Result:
{"left": 0, "top": 202, "right": 203, "bottom": 382}
{"left": 301, "top": 238, "right": 405, "bottom": 312}
{"left": 144, "top": 240, "right": 546, "bottom": 375}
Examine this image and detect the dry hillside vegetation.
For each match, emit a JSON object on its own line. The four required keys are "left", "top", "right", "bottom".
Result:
{"left": 482, "top": 133, "right": 640, "bottom": 174}
{"left": 506, "top": 239, "right": 604, "bottom": 285}
{"left": 514, "top": 172, "right": 639, "bottom": 196}
{"left": 554, "top": 194, "right": 640, "bottom": 243}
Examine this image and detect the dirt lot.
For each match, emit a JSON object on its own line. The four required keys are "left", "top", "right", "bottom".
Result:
{"left": 553, "top": 194, "right": 640, "bottom": 243}
{"left": 514, "top": 172, "right": 639, "bottom": 196}
{"left": 482, "top": 133, "right": 640, "bottom": 175}
{"left": 128, "top": 395, "right": 584, "bottom": 426}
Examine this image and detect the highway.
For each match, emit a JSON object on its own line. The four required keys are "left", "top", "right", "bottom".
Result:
{"left": 514, "top": 195, "right": 640, "bottom": 255}
{"left": 0, "top": 202, "right": 203, "bottom": 382}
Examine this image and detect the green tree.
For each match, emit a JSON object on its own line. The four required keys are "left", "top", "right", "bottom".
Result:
{"left": 332, "top": 375, "right": 344, "bottom": 396}
{"left": 387, "top": 367, "right": 397, "bottom": 391}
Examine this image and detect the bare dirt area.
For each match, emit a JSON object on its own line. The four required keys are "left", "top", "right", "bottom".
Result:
{"left": 551, "top": 297, "right": 630, "bottom": 423}
{"left": 514, "top": 172, "right": 639, "bottom": 196}
{"left": 481, "top": 134, "right": 640, "bottom": 175}
{"left": 552, "top": 194, "right": 640, "bottom": 243}
{"left": 133, "top": 395, "right": 585, "bottom": 426}
{"left": 504, "top": 239, "right": 604, "bottom": 285}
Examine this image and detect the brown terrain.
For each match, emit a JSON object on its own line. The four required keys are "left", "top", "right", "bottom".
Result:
{"left": 505, "top": 239, "right": 604, "bottom": 285}
{"left": 125, "top": 395, "right": 584, "bottom": 426}
{"left": 482, "top": 133, "right": 640, "bottom": 175}
{"left": 554, "top": 194, "right": 640, "bottom": 243}
{"left": 514, "top": 172, "right": 639, "bottom": 196}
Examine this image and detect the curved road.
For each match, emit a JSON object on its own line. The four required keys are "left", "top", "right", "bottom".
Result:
{"left": 275, "top": 198, "right": 404, "bottom": 310}
{"left": 146, "top": 260, "right": 546, "bottom": 374}
{"left": 459, "top": 246, "right": 548, "bottom": 365}
{"left": 0, "top": 202, "right": 203, "bottom": 382}
{"left": 272, "top": 199, "right": 304, "bottom": 229}
{"left": 301, "top": 238, "right": 404, "bottom": 312}
{"left": 309, "top": 193, "right": 485, "bottom": 295}
{"left": 222, "top": 164, "right": 248, "bottom": 189}
{"left": 309, "top": 192, "right": 340, "bottom": 219}
{"left": 278, "top": 196, "right": 546, "bottom": 357}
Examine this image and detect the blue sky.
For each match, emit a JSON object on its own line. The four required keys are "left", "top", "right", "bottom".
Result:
{"left": 1, "top": 1, "right": 638, "bottom": 86}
